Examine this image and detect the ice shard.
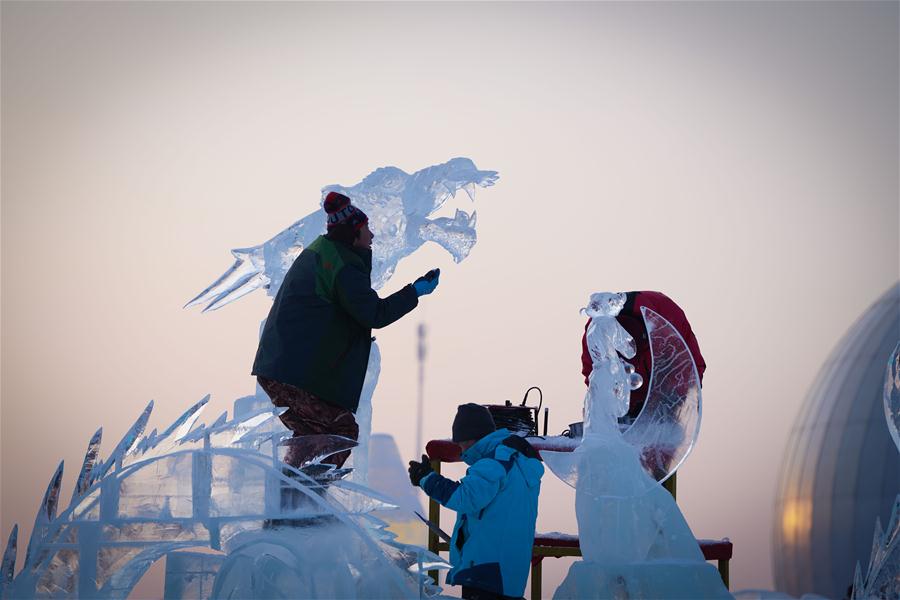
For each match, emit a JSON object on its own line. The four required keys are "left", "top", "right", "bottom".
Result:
{"left": 24, "top": 461, "right": 64, "bottom": 570}
{"left": 92, "top": 400, "right": 153, "bottom": 483}
{"left": 133, "top": 428, "right": 157, "bottom": 456}
{"left": 71, "top": 428, "right": 102, "bottom": 503}
{"left": 0, "top": 525, "right": 17, "bottom": 598}
{"left": 123, "top": 396, "right": 210, "bottom": 467}
{"left": 181, "top": 411, "right": 228, "bottom": 444}
{"left": 158, "top": 395, "right": 209, "bottom": 444}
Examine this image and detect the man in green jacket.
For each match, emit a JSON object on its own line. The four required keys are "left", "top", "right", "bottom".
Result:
{"left": 252, "top": 191, "right": 439, "bottom": 468}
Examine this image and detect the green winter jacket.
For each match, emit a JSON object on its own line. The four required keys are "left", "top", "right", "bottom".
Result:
{"left": 252, "top": 235, "right": 418, "bottom": 412}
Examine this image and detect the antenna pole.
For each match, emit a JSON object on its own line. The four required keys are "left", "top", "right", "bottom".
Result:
{"left": 416, "top": 323, "right": 427, "bottom": 454}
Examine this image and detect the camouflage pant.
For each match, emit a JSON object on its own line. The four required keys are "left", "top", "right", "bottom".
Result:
{"left": 257, "top": 377, "right": 359, "bottom": 468}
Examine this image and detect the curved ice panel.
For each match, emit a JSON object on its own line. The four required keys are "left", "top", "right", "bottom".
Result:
{"left": 622, "top": 307, "right": 703, "bottom": 483}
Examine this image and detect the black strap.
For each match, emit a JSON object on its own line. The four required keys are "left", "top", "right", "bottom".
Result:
{"left": 501, "top": 435, "right": 542, "bottom": 462}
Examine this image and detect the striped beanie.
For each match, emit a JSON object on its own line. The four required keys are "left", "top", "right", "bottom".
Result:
{"left": 323, "top": 191, "right": 368, "bottom": 231}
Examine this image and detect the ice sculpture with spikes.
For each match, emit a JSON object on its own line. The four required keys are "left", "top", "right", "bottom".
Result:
{"left": 0, "top": 398, "right": 450, "bottom": 599}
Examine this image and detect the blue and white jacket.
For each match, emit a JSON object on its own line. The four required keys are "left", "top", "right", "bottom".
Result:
{"left": 419, "top": 429, "right": 544, "bottom": 597}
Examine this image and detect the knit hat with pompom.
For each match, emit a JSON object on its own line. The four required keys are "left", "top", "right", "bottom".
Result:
{"left": 323, "top": 191, "right": 368, "bottom": 231}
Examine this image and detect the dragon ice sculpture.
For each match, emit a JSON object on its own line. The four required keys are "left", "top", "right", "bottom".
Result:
{"left": 185, "top": 157, "right": 498, "bottom": 311}
{"left": 0, "top": 397, "right": 450, "bottom": 599}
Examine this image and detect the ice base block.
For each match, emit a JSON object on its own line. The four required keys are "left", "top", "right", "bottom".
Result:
{"left": 553, "top": 559, "right": 733, "bottom": 599}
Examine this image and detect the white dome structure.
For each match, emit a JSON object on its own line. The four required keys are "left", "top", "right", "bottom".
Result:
{"left": 773, "top": 282, "right": 900, "bottom": 599}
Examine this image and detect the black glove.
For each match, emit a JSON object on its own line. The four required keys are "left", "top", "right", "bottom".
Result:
{"left": 408, "top": 454, "right": 433, "bottom": 487}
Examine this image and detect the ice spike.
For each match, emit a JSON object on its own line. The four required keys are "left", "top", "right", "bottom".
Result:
{"left": 158, "top": 395, "right": 209, "bottom": 444}
{"left": 24, "top": 461, "right": 63, "bottom": 569}
{"left": 92, "top": 400, "right": 153, "bottom": 482}
{"left": 0, "top": 524, "right": 17, "bottom": 598}
{"left": 71, "top": 428, "right": 102, "bottom": 505}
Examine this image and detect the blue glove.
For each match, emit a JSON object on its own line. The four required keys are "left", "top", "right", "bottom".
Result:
{"left": 413, "top": 269, "right": 440, "bottom": 297}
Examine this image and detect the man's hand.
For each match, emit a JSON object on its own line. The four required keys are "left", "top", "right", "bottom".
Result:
{"left": 408, "top": 454, "right": 434, "bottom": 486}
{"left": 413, "top": 269, "right": 440, "bottom": 297}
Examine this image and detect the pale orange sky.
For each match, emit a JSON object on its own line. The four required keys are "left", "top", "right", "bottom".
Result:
{"left": 2, "top": 2, "right": 898, "bottom": 596}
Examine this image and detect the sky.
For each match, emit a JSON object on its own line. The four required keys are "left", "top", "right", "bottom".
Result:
{"left": 2, "top": 1, "right": 898, "bottom": 597}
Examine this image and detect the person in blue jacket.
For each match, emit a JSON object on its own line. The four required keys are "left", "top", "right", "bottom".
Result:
{"left": 408, "top": 404, "right": 544, "bottom": 600}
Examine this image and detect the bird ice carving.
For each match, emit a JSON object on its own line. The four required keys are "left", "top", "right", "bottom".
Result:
{"left": 185, "top": 157, "right": 499, "bottom": 311}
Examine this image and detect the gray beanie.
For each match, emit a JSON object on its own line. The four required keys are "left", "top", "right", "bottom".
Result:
{"left": 452, "top": 403, "right": 496, "bottom": 443}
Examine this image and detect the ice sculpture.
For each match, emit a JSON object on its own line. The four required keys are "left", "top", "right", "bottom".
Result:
{"left": 543, "top": 292, "right": 731, "bottom": 599}
{"left": 851, "top": 342, "right": 900, "bottom": 600}
{"left": 549, "top": 298, "right": 703, "bottom": 487}
{"left": 184, "top": 157, "right": 498, "bottom": 311}
{"left": 0, "top": 398, "right": 450, "bottom": 599}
